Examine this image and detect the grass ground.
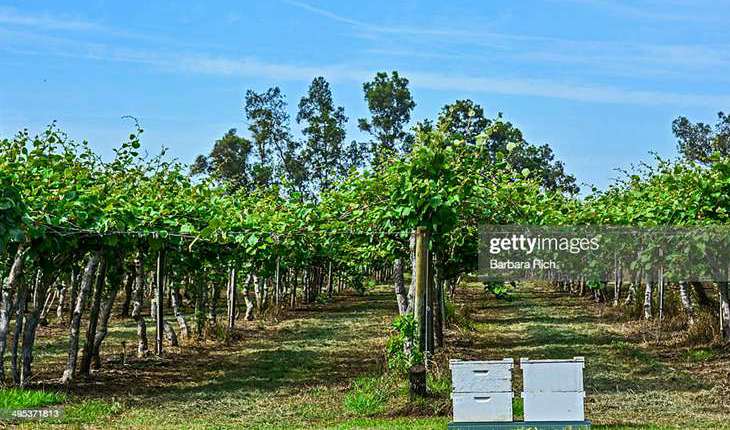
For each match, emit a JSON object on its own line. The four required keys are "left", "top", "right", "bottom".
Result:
{"left": 5, "top": 282, "right": 729, "bottom": 429}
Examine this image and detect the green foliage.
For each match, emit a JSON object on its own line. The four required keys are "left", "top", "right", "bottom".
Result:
{"left": 484, "top": 281, "right": 514, "bottom": 300}
{"left": 385, "top": 314, "right": 423, "bottom": 371}
{"left": 682, "top": 348, "right": 716, "bottom": 362}
{"left": 512, "top": 397, "right": 524, "bottom": 419}
{"left": 62, "top": 399, "right": 122, "bottom": 424}
{"left": 244, "top": 86, "right": 304, "bottom": 191}
{"left": 343, "top": 375, "right": 389, "bottom": 416}
{"left": 0, "top": 388, "right": 64, "bottom": 409}
{"left": 426, "top": 374, "right": 451, "bottom": 398}
{"left": 298, "top": 76, "right": 364, "bottom": 193}
{"left": 673, "top": 112, "right": 730, "bottom": 164}
{"left": 359, "top": 71, "right": 416, "bottom": 164}
{"left": 190, "top": 129, "right": 254, "bottom": 191}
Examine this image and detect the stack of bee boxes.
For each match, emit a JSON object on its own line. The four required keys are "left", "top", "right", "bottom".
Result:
{"left": 449, "top": 358, "right": 514, "bottom": 422}
{"left": 520, "top": 356, "right": 585, "bottom": 422}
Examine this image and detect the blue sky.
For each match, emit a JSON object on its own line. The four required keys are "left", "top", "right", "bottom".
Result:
{"left": 1, "top": 0, "right": 728, "bottom": 189}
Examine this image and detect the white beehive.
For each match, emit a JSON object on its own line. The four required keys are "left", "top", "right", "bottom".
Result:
{"left": 451, "top": 392, "right": 514, "bottom": 422}
{"left": 521, "top": 357, "right": 584, "bottom": 392}
{"left": 520, "top": 357, "right": 585, "bottom": 422}
{"left": 522, "top": 392, "right": 585, "bottom": 421}
{"left": 450, "top": 358, "right": 514, "bottom": 422}
{"left": 449, "top": 358, "right": 513, "bottom": 393}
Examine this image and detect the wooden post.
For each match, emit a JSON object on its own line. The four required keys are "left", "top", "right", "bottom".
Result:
{"left": 155, "top": 247, "right": 165, "bottom": 355}
{"left": 408, "top": 364, "right": 427, "bottom": 399}
{"left": 435, "top": 276, "right": 444, "bottom": 349}
{"left": 658, "top": 265, "right": 664, "bottom": 321}
{"left": 275, "top": 258, "right": 281, "bottom": 307}
{"left": 414, "top": 227, "right": 428, "bottom": 352}
{"left": 327, "top": 260, "right": 333, "bottom": 299}
{"left": 426, "top": 247, "right": 435, "bottom": 354}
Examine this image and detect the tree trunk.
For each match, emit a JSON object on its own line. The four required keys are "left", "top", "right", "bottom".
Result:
{"left": 208, "top": 282, "right": 219, "bottom": 330}
{"left": 80, "top": 256, "right": 108, "bottom": 377}
{"left": 679, "top": 281, "right": 695, "bottom": 326}
{"left": 131, "top": 252, "right": 148, "bottom": 357}
{"left": 11, "top": 270, "right": 31, "bottom": 385}
{"left": 449, "top": 275, "right": 462, "bottom": 300}
{"left": 302, "top": 270, "right": 309, "bottom": 304}
{"left": 625, "top": 279, "right": 637, "bottom": 306}
{"left": 119, "top": 271, "right": 133, "bottom": 318}
{"left": 194, "top": 283, "right": 206, "bottom": 338}
{"left": 62, "top": 250, "right": 102, "bottom": 384}
{"left": 68, "top": 266, "right": 79, "bottom": 325}
{"left": 39, "top": 287, "right": 57, "bottom": 326}
{"left": 56, "top": 282, "right": 67, "bottom": 322}
{"left": 286, "top": 270, "right": 299, "bottom": 314}
{"left": 254, "top": 275, "right": 264, "bottom": 311}
{"left": 720, "top": 281, "right": 730, "bottom": 341}
{"left": 394, "top": 258, "right": 408, "bottom": 315}
{"left": 643, "top": 278, "right": 653, "bottom": 320}
{"left": 0, "top": 244, "right": 28, "bottom": 382}
{"left": 406, "top": 232, "right": 417, "bottom": 314}
{"left": 409, "top": 365, "right": 427, "bottom": 399}
{"left": 171, "top": 281, "right": 189, "bottom": 339}
{"left": 21, "top": 264, "right": 60, "bottom": 386}
{"left": 91, "top": 266, "right": 122, "bottom": 369}
{"left": 244, "top": 275, "right": 255, "bottom": 321}
{"left": 316, "top": 267, "right": 324, "bottom": 299}
{"left": 693, "top": 282, "right": 714, "bottom": 309}
{"left": 613, "top": 260, "right": 622, "bottom": 306}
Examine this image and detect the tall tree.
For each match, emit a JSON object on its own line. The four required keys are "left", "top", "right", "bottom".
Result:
{"left": 244, "top": 87, "right": 306, "bottom": 192}
{"left": 190, "top": 129, "right": 253, "bottom": 191}
{"left": 297, "top": 77, "right": 363, "bottom": 194}
{"left": 436, "top": 99, "right": 490, "bottom": 145}
{"left": 358, "top": 71, "right": 416, "bottom": 165}
{"left": 437, "top": 100, "right": 578, "bottom": 194}
{"left": 672, "top": 112, "right": 730, "bottom": 163}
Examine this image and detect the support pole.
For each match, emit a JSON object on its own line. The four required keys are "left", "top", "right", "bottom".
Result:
{"left": 275, "top": 258, "right": 281, "bottom": 307}
{"left": 414, "top": 227, "right": 428, "bottom": 352}
{"left": 227, "top": 267, "right": 236, "bottom": 330}
{"left": 155, "top": 247, "right": 165, "bottom": 355}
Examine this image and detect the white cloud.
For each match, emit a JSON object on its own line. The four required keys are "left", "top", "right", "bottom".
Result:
{"left": 284, "top": 0, "right": 730, "bottom": 76}
{"left": 2, "top": 26, "right": 727, "bottom": 108}
{"left": 0, "top": 6, "right": 104, "bottom": 32}
{"left": 546, "top": 0, "right": 726, "bottom": 22}
{"left": 406, "top": 72, "right": 730, "bottom": 106}
{"left": 164, "top": 55, "right": 730, "bottom": 106}
{"left": 2, "top": 4, "right": 727, "bottom": 108}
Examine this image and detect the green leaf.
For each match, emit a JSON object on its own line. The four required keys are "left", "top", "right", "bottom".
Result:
{"left": 0, "top": 199, "right": 14, "bottom": 210}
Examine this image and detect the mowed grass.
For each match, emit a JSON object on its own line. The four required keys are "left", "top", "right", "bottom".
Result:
{"left": 9, "top": 282, "right": 730, "bottom": 429}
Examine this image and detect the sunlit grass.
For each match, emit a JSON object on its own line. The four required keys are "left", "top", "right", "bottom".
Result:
{"left": 0, "top": 388, "right": 64, "bottom": 409}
